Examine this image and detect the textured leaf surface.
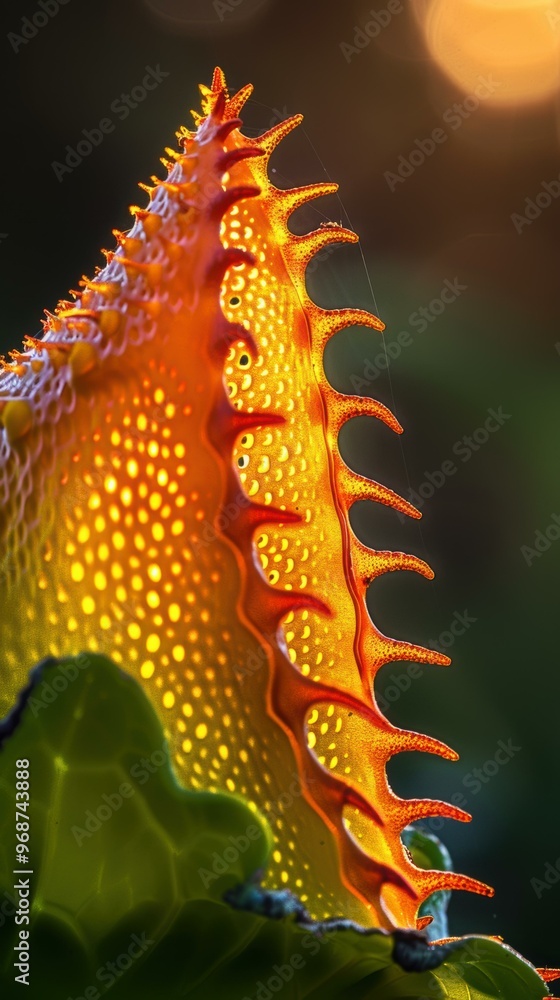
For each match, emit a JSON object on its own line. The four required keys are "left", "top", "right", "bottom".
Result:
{"left": 0, "top": 69, "right": 491, "bottom": 927}
{"left": 0, "top": 658, "right": 550, "bottom": 999}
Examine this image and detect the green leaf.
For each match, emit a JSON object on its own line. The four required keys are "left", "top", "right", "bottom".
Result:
{"left": 401, "top": 824, "right": 453, "bottom": 942}
{"left": 0, "top": 656, "right": 551, "bottom": 999}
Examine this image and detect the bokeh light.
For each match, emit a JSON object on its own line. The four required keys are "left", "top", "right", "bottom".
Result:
{"left": 144, "top": 0, "right": 272, "bottom": 35}
{"left": 415, "top": 0, "right": 560, "bottom": 106}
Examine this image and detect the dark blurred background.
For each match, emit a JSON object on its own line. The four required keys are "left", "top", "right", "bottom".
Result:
{"left": 1, "top": 0, "right": 559, "bottom": 970}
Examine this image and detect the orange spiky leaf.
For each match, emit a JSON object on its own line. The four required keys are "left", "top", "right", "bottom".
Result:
{"left": 0, "top": 67, "right": 493, "bottom": 932}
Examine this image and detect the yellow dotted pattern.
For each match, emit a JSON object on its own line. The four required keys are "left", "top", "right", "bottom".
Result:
{"left": 1, "top": 347, "right": 355, "bottom": 913}
{"left": 0, "top": 181, "right": 376, "bottom": 927}
{"left": 0, "top": 74, "right": 485, "bottom": 929}
{"left": 221, "top": 200, "right": 371, "bottom": 797}
{"left": 216, "top": 175, "right": 413, "bottom": 919}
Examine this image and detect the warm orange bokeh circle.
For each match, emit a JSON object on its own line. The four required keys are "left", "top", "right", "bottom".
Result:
{"left": 415, "top": 0, "right": 560, "bottom": 106}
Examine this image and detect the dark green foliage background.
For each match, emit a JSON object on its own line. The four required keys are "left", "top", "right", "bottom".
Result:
{"left": 0, "top": 0, "right": 558, "bottom": 971}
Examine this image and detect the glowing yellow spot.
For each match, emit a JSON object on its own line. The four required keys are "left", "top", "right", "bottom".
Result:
{"left": 195, "top": 723, "right": 208, "bottom": 740}
{"left": 163, "top": 691, "right": 175, "bottom": 709}
{"left": 77, "top": 525, "right": 90, "bottom": 545}
{"left": 148, "top": 564, "right": 162, "bottom": 583}
{"left": 112, "top": 532, "right": 125, "bottom": 550}
{"left": 82, "top": 596, "right": 96, "bottom": 615}
{"left": 147, "top": 590, "right": 160, "bottom": 609}
{"left": 169, "top": 604, "right": 181, "bottom": 623}
{"left": 146, "top": 634, "right": 160, "bottom": 653}
{"left": 149, "top": 493, "right": 162, "bottom": 511}
{"left": 172, "top": 645, "right": 185, "bottom": 663}
{"left": 71, "top": 562, "right": 85, "bottom": 583}
{"left": 171, "top": 519, "right": 184, "bottom": 536}
{"left": 104, "top": 475, "right": 117, "bottom": 494}
{"left": 127, "top": 458, "right": 139, "bottom": 478}
{"left": 182, "top": 703, "right": 193, "bottom": 717}
{"left": 218, "top": 745, "right": 229, "bottom": 760}
{"left": 94, "top": 571, "right": 107, "bottom": 591}
{"left": 128, "top": 622, "right": 142, "bottom": 640}
{"left": 121, "top": 487, "right": 133, "bottom": 507}
{"left": 141, "top": 660, "right": 155, "bottom": 679}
